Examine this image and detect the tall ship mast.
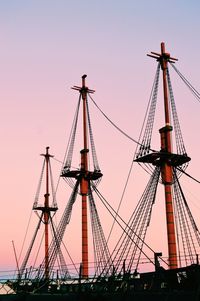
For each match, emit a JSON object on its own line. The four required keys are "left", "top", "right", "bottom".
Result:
{"left": 61, "top": 74, "right": 103, "bottom": 278}
{"left": 34, "top": 147, "right": 57, "bottom": 279}
{"left": 135, "top": 42, "right": 191, "bottom": 269}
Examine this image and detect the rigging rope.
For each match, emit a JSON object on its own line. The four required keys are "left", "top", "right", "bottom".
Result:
{"left": 33, "top": 160, "right": 45, "bottom": 208}
{"left": 166, "top": 67, "right": 187, "bottom": 157}
{"left": 19, "top": 214, "right": 43, "bottom": 278}
{"left": 177, "top": 167, "right": 200, "bottom": 184}
{"left": 170, "top": 63, "right": 200, "bottom": 103}
{"left": 134, "top": 63, "right": 161, "bottom": 176}
{"left": 49, "top": 216, "right": 71, "bottom": 277}
{"left": 88, "top": 93, "right": 156, "bottom": 152}
{"left": 43, "top": 180, "right": 80, "bottom": 278}
{"left": 109, "top": 166, "right": 161, "bottom": 273}
{"left": 64, "top": 95, "right": 81, "bottom": 170}
{"left": 88, "top": 185, "right": 113, "bottom": 276}
{"left": 17, "top": 209, "right": 33, "bottom": 274}
{"left": 92, "top": 184, "right": 169, "bottom": 269}
{"left": 49, "top": 161, "right": 58, "bottom": 209}
{"left": 136, "top": 63, "right": 160, "bottom": 158}
{"left": 173, "top": 169, "right": 200, "bottom": 266}
{"left": 105, "top": 160, "right": 135, "bottom": 254}
{"left": 86, "top": 96, "right": 101, "bottom": 172}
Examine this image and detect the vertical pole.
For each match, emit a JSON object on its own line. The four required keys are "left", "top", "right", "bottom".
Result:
{"left": 44, "top": 146, "right": 50, "bottom": 279}
{"left": 80, "top": 75, "right": 89, "bottom": 278}
{"left": 12, "top": 240, "right": 20, "bottom": 278}
{"left": 160, "top": 42, "right": 178, "bottom": 269}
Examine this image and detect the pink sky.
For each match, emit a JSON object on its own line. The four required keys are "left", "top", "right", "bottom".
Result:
{"left": 1, "top": 1, "right": 200, "bottom": 276}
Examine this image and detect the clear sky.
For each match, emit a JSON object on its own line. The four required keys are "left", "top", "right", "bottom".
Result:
{"left": 1, "top": 0, "right": 200, "bottom": 275}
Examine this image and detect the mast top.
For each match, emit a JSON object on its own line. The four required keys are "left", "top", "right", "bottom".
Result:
{"left": 82, "top": 74, "right": 87, "bottom": 85}
{"left": 40, "top": 146, "right": 54, "bottom": 158}
{"left": 147, "top": 42, "right": 178, "bottom": 69}
{"left": 72, "top": 74, "right": 95, "bottom": 94}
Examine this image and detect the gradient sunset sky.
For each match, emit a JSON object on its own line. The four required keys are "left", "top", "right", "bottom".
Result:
{"left": 1, "top": 0, "right": 200, "bottom": 274}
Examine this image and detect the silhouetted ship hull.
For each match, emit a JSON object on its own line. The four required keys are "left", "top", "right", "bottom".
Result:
{"left": 1, "top": 43, "right": 200, "bottom": 300}
{"left": 1, "top": 265, "right": 200, "bottom": 301}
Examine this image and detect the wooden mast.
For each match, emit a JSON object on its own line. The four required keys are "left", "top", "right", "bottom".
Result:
{"left": 159, "top": 43, "right": 178, "bottom": 269}
{"left": 135, "top": 43, "right": 190, "bottom": 268}
{"left": 71, "top": 75, "right": 95, "bottom": 278}
{"left": 148, "top": 42, "right": 178, "bottom": 268}
{"left": 80, "top": 75, "right": 89, "bottom": 278}
{"left": 41, "top": 146, "right": 54, "bottom": 279}
{"left": 61, "top": 75, "right": 101, "bottom": 279}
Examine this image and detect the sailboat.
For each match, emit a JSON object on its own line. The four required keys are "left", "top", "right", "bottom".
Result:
{"left": 1, "top": 42, "right": 200, "bottom": 300}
